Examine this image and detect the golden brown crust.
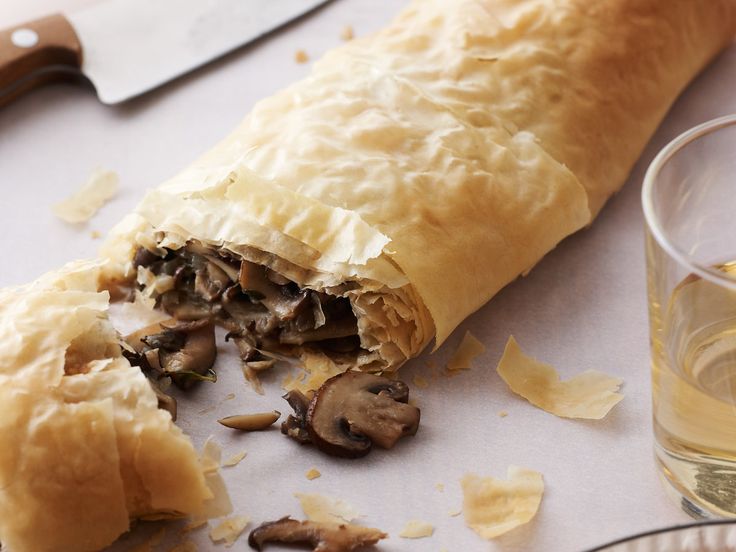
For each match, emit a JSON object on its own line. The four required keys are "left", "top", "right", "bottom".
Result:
{"left": 102, "top": 0, "right": 736, "bottom": 365}
{"left": 518, "top": 0, "right": 736, "bottom": 216}
{"left": 361, "top": 0, "right": 736, "bottom": 217}
{"left": 0, "top": 262, "right": 215, "bottom": 552}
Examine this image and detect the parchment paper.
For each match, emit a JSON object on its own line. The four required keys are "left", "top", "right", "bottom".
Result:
{"left": 1, "top": 1, "right": 736, "bottom": 550}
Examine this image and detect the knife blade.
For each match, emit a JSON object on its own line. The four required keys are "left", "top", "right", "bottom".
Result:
{"left": 0, "top": 0, "right": 332, "bottom": 106}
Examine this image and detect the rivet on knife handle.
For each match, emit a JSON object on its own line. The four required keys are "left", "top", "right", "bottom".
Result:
{"left": 0, "top": 14, "right": 83, "bottom": 108}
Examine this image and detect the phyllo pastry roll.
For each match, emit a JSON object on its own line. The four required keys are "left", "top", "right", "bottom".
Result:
{"left": 102, "top": 0, "right": 736, "bottom": 373}
{"left": 0, "top": 262, "right": 222, "bottom": 552}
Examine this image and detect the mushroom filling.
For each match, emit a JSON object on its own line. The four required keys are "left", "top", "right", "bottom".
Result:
{"left": 281, "top": 371, "right": 421, "bottom": 458}
{"left": 122, "top": 318, "right": 219, "bottom": 419}
{"left": 133, "top": 243, "right": 362, "bottom": 367}
{"left": 248, "top": 517, "right": 387, "bottom": 551}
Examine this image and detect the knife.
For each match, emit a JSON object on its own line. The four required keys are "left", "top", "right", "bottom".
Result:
{"left": 0, "top": 0, "right": 331, "bottom": 107}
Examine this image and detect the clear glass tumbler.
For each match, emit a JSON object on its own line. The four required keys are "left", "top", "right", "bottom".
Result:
{"left": 644, "top": 114, "right": 736, "bottom": 518}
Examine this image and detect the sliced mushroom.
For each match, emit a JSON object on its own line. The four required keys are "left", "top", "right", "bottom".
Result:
{"left": 280, "top": 390, "right": 312, "bottom": 444}
{"left": 141, "top": 325, "right": 187, "bottom": 352}
{"left": 306, "top": 371, "right": 420, "bottom": 458}
{"left": 279, "top": 316, "right": 358, "bottom": 345}
{"left": 239, "top": 259, "right": 280, "bottom": 300}
{"left": 151, "top": 382, "right": 178, "bottom": 421}
{"left": 156, "top": 320, "right": 217, "bottom": 389}
{"left": 310, "top": 293, "right": 327, "bottom": 329}
{"left": 279, "top": 296, "right": 358, "bottom": 345}
{"left": 123, "top": 324, "right": 178, "bottom": 418}
{"left": 248, "top": 517, "right": 387, "bottom": 552}
{"left": 135, "top": 241, "right": 367, "bottom": 368}
{"left": 133, "top": 247, "right": 163, "bottom": 268}
{"left": 221, "top": 287, "right": 276, "bottom": 335}
{"left": 244, "top": 358, "right": 277, "bottom": 395}
{"left": 218, "top": 411, "right": 281, "bottom": 431}
{"left": 223, "top": 330, "right": 277, "bottom": 394}
{"left": 246, "top": 359, "right": 277, "bottom": 372}
{"left": 202, "top": 252, "right": 240, "bottom": 282}
{"left": 239, "top": 260, "right": 309, "bottom": 320}
{"left": 280, "top": 372, "right": 420, "bottom": 458}
{"left": 194, "top": 258, "right": 232, "bottom": 301}
{"left": 125, "top": 318, "right": 218, "bottom": 390}
{"left": 159, "top": 289, "right": 222, "bottom": 320}
{"left": 265, "top": 267, "right": 290, "bottom": 286}
{"left": 125, "top": 321, "right": 170, "bottom": 354}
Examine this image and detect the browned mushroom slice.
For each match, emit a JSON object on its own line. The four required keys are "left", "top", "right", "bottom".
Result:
{"left": 221, "top": 287, "right": 277, "bottom": 336}
{"left": 133, "top": 246, "right": 163, "bottom": 268}
{"left": 239, "top": 260, "right": 309, "bottom": 320}
{"left": 265, "top": 267, "right": 291, "bottom": 285}
{"left": 155, "top": 320, "right": 217, "bottom": 389}
{"left": 159, "top": 289, "right": 222, "bottom": 320}
{"left": 310, "top": 292, "right": 327, "bottom": 329}
{"left": 302, "top": 371, "right": 420, "bottom": 458}
{"left": 126, "top": 318, "right": 218, "bottom": 390}
{"left": 281, "top": 390, "right": 312, "bottom": 444}
{"left": 193, "top": 257, "right": 232, "bottom": 302}
{"left": 248, "top": 517, "right": 387, "bottom": 552}
{"left": 279, "top": 316, "right": 358, "bottom": 345}
{"left": 238, "top": 259, "right": 275, "bottom": 297}
{"left": 123, "top": 322, "right": 179, "bottom": 417}
{"left": 125, "top": 321, "right": 168, "bottom": 355}
{"left": 151, "top": 381, "right": 178, "bottom": 421}
{"left": 134, "top": 242, "right": 366, "bottom": 365}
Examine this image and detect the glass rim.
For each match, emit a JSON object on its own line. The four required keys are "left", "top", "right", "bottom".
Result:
{"left": 642, "top": 113, "right": 736, "bottom": 290}
{"left": 583, "top": 519, "right": 736, "bottom": 552}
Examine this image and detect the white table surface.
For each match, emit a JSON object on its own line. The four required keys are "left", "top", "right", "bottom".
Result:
{"left": 2, "top": 2, "right": 736, "bottom": 551}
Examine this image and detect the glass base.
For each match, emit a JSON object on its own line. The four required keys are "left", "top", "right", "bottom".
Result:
{"left": 656, "top": 445, "right": 736, "bottom": 519}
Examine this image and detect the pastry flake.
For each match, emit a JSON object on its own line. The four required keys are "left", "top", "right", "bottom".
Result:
{"left": 52, "top": 168, "right": 118, "bottom": 223}
{"left": 496, "top": 336, "right": 623, "bottom": 419}
{"left": 462, "top": 466, "right": 544, "bottom": 539}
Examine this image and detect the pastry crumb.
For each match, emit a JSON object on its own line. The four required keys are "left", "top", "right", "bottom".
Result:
{"left": 295, "top": 49, "right": 309, "bottom": 63}
{"left": 90, "top": 230, "right": 102, "bottom": 239}
{"left": 435, "top": 483, "right": 444, "bottom": 492}
{"left": 200, "top": 437, "right": 222, "bottom": 473}
{"left": 52, "top": 168, "right": 119, "bottom": 224}
{"left": 197, "top": 404, "right": 217, "bottom": 415}
{"left": 282, "top": 351, "right": 345, "bottom": 395}
{"left": 340, "top": 25, "right": 354, "bottom": 41}
{"left": 399, "top": 520, "right": 434, "bottom": 538}
{"left": 295, "top": 492, "right": 360, "bottom": 524}
{"left": 222, "top": 451, "right": 247, "bottom": 468}
{"left": 447, "top": 330, "right": 485, "bottom": 373}
{"left": 306, "top": 467, "right": 322, "bottom": 480}
{"left": 498, "top": 410, "right": 508, "bottom": 418}
{"left": 242, "top": 364, "right": 265, "bottom": 395}
{"left": 496, "top": 336, "right": 623, "bottom": 419}
{"left": 462, "top": 466, "right": 544, "bottom": 539}
{"left": 413, "top": 375, "right": 429, "bottom": 389}
{"left": 209, "top": 515, "right": 250, "bottom": 547}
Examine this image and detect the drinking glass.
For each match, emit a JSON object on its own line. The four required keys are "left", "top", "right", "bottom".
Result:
{"left": 644, "top": 114, "right": 736, "bottom": 518}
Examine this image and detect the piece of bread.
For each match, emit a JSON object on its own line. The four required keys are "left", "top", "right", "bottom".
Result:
{"left": 0, "top": 261, "right": 220, "bottom": 552}
{"left": 102, "top": 0, "right": 736, "bottom": 374}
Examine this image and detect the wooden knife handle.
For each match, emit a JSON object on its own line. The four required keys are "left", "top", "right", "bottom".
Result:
{"left": 0, "top": 14, "right": 83, "bottom": 107}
